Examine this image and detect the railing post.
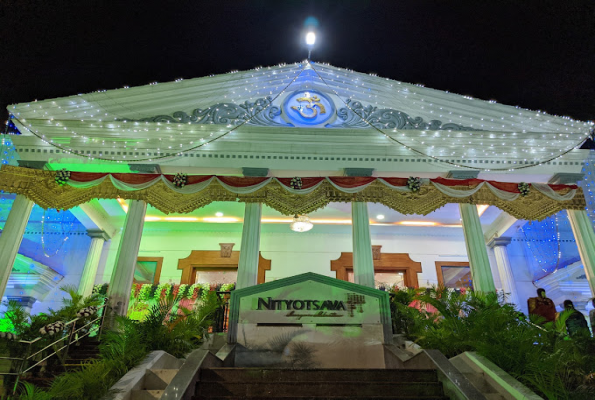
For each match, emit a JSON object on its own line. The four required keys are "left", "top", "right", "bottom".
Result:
{"left": 213, "top": 292, "right": 231, "bottom": 333}
{"left": 62, "top": 320, "right": 78, "bottom": 370}
{"left": 97, "top": 297, "right": 109, "bottom": 339}
{"left": 12, "top": 340, "right": 33, "bottom": 395}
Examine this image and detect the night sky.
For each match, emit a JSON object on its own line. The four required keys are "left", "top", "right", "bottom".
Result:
{"left": 2, "top": 0, "right": 594, "bottom": 131}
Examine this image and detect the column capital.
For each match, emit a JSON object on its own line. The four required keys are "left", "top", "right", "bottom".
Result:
{"left": 87, "top": 229, "right": 110, "bottom": 241}
{"left": 487, "top": 236, "right": 512, "bottom": 249}
{"left": 446, "top": 170, "right": 479, "bottom": 179}
{"left": 548, "top": 173, "right": 584, "bottom": 184}
{"left": 7, "top": 296, "right": 36, "bottom": 309}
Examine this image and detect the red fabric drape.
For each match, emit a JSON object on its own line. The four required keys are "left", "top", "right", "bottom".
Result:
{"left": 379, "top": 177, "right": 409, "bottom": 187}
{"left": 328, "top": 176, "right": 376, "bottom": 188}
{"left": 68, "top": 172, "right": 109, "bottom": 182}
{"left": 216, "top": 176, "right": 269, "bottom": 187}
{"left": 65, "top": 172, "right": 578, "bottom": 194}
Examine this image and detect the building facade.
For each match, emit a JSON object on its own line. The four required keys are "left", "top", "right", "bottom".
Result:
{"left": 1, "top": 61, "right": 594, "bottom": 318}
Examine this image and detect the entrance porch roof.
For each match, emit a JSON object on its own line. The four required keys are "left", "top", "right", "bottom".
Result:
{"left": 7, "top": 61, "right": 593, "bottom": 179}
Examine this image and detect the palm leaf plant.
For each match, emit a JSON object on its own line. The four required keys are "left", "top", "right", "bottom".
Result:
{"left": 389, "top": 286, "right": 595, "bottom": 399}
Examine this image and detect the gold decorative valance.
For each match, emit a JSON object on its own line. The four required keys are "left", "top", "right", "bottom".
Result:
{"left": 0, "top": 165, "right": 585, "bottom": 220}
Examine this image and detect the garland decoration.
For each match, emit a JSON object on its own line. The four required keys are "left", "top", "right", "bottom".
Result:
{"left": 0, "top": 166, "right": 585, "bottom": 221}
{"left": 55, "top": 169, "right": 71, "bottom": 186}
{"left": 177, "top": 284, "right": 189, "bottom": 299}
{"left": 154, "top": 283, "right": 172, "bottom": 300}
{"left": 173, "top": 173, "right": 188, "bottom": 188}
{"left": 171, "top": 284, "right": 180, "bottom": 299}
{"left": 518, "top": 182, "right": 530, "bottom": 197}
{"left": 133, "top": 283, "right": 142, "bottom": 298}
{"left": 92, "top": 283, "right": 109, "bottom": 296}
{"left": 0, "top": 332, "right": 18, "bottom": 340}
{"left": 201, "top": 283, "right": 211, "bottom": 301}
{"left": 189, "top": 283, "right": 202, "bottom": 300}
{"left": 76, "top": 306, "right": 98, "bottom": 318}
{"left": 220, "top": 283, "right": 236, "bottom": 291}
{"left": 290, "top": 177, "right": 303, "bottom": 190}
{"left": 407, "top": 176, "right": 421, "bottom": 192}
{"left": 138, "top": 284, "right": 153, "bottom": 302}
{"left": 40, "top": 321, "right": 65, "bottom": 336}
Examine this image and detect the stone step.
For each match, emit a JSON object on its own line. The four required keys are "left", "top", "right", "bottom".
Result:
{"left": 131, "top": 389, "right": 164, "bottom": 400}
{"left": 144, "top": 369, "right": 180, "bottom": 390}
{"left": 196, "top": 382, "right": 444, "bottom": 398}
{"left": 200, "top": 368, "right": 438, "bottom": 383}
{"left": 66, "top": 356, "right": 99, "bottom": 363}
{"left": 193, "top": 397, "right": 449, "bottom": 400}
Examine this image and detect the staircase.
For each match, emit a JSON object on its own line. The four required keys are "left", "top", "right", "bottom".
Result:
{"left": 21, "top": 337, "right": 102, "bottom": 388}
{"left": 63, "top": 338, "right": 102, "bottom": 371}
{"left": 193, "top": 368, "right": 449, "bottom": 399}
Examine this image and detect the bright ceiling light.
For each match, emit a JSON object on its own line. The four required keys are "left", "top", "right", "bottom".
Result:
{"left": 399, "top": 221, "right": 437, "bottom": 226}
{"left": 476, "top": 204, "right": 489, "bottom": 217}
{"left": 215, "top": 212, "right": 224, "bottom": 217}
{"left": 305, "top": 31, "right": 316, "bottom": 46}
{"left": 311, "top": 219, "right": 351, "bottom": 224}
{"left": 202, "top": 217, "right": 240, "bottom": 223}
{"left": 376, "top": 214, "right": 385, "bottom": 220}
{"left": 164, "top": 217, "right": 199, "bottom": 222}
{"left": 262, "top": 218, "right": 294, "bottom": 223}
{"left": 290, "top": 215, "right": 313, "bottom": 232}
{"left": 144, "top": 216, "right": 162, "bottom": 222}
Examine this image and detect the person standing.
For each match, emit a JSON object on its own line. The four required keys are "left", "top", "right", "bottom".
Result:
{"left": 589, "top": 298, "right": 595, "bottom": 332}
{"left": 527, "top": 288, "right": 556, "bottom": 324}
{"left": 563, "top": 300, "right": 590, "bottom": 337}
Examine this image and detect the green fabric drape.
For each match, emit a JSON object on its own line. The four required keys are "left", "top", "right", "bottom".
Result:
{"left": 108, "top": 200, "right": 147, "bottom": 315}
{"left": 237, "top": 203, "right": 262, "bottom": 289}
{"left": 352, "top": 202, "right": 375, "bottom": 288}
{"left": 567, "top": 210, "right": 595, "bottom": 296}
{"left": 460, "top": 203, "right": 496, "bottom": 292}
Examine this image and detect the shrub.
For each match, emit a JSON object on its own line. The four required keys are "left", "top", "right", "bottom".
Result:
{"left": 391, "top": 286, "right": 595, "bottom": 399}
{"left": 12, "top": 291, "right": 220, "bottom": 399}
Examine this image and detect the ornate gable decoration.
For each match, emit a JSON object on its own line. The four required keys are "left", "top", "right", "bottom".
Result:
{"left": 124, "top": 90, "right": 478, "bottom": 131}
{"left": 129, "top": 97, "right": 291, "bottom": 127}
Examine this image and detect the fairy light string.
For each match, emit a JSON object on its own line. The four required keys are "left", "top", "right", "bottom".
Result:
{"left": 5, "top": 61, "right": 593, "bottom": 170}
{"left": 8, "top": 63, "right": 306, "bottom": 163}
{"left": 308, "top": 61, "right": 592, "bottom": 172}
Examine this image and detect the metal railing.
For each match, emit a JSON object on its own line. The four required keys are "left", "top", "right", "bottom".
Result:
{"left": 212, "top": 291, "right": 231, "bottom": 333}
{"left": 0, "top": 298, "right": 109, "bottom": 392}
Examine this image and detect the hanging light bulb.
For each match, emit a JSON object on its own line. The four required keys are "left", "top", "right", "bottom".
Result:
{"left": 290, "top": 214, "right": 313, "bottom": 232}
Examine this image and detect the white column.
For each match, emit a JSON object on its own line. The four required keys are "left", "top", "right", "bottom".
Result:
{"left": 0, "top": 195, "right": 34, "bottom": 301}
{"left": 237, "top": 203, "right": 262, "bottom": 289}
{"left": 352, "top": 202, "right": 375, "bottom": 288}
{"left": 487, "top": 237, "right": 520, "bottom": 306}
{"left": 567, "top": 209, "right": 595, "bottom": 295}
{"left": 78, "top": 229, "right": 109, "bottom": 297}
{"left": 108, "top": 200, "right": 146, "bottom": 315}
{"left": 459, "top": 203, "right": 496, "bottom": 292}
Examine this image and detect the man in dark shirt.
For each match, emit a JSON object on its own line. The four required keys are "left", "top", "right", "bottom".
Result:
{"left": 527, "top": 288, "right": 556, "bottom": 324}
{"left": 563, "top": 300, "right": 590, "bottom": 337}
{"left": 589, "top": 298, "right": 595, "bottom": 333}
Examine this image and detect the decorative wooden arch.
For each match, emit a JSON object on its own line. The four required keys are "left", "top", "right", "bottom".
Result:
{"left": 177, "top": 250, "right": 271, "bottom": 285}
{"left": 330, "top": 251, "right": 422, "bottom": 287}
{"left": 136, "top": 257, "right": 163, "bottom": 284}
{"left": 434, "top": 261, "right": 471, "bottom": 288}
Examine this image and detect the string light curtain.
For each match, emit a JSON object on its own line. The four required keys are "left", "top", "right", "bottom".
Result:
{"left": 8, "top": 63, "right": 305, "bottom": 162}
{"left": 7, "top": 62, "right": 593, "bottom": 169}
{"left": 309, "top": 63, "right": 593, "bottom": 171}
{"left": 518, "top": 211, "right": 580, "bottom": 281}
{"left": 580, "top": 149, "right": 595, "bottom": 228}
